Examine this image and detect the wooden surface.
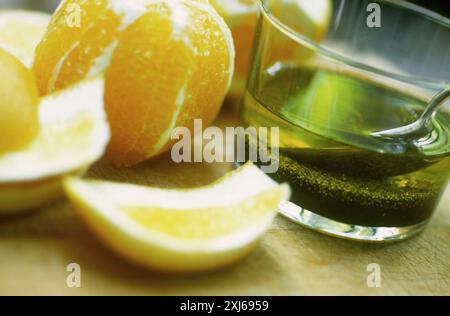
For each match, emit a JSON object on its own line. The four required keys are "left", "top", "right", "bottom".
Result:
{"left": 0, "top": 105, "right": 449, "bottom": 296}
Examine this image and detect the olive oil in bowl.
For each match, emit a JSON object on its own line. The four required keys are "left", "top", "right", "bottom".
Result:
{"left": 241, "top": 63, "right": 450, "bottom": 236}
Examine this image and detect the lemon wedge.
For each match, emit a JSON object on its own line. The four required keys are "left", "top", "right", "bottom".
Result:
{"left": 63, "top": 163, "right": 290, "bottom": 273}
{"left": 0, "top": 10, "right": 51, "bottom": 67}
{"left": 0, "top": 77, "right": 110, "bottom": 214}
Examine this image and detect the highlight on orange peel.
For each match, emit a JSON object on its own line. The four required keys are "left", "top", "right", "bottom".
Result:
{"left": 34, "top": 0, "right": 235, "bottom": 167}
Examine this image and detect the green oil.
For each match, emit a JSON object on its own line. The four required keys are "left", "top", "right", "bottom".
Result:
{"left": 241, "top": 64, "right": 450, "bottom": 227}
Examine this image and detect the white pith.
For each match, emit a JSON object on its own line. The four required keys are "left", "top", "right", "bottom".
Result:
{"left": 0, "top": 10, "right": 51, "bottom": 67}
{"left": 81, "top": 162, "right": 278, "bottom": 208}
{"left": 150, "top": 84, "right": 187, "bottom": 155}
{"left": 47, "top": 40, "right": 79, "bottom": 92}
{"left": 87, "top": 41, "right": 118, "bottom": 77}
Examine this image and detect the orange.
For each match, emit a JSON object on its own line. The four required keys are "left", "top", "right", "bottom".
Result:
{"left": 34, "top": 0, "right": 235, "bottom": 167}
{"left": 63, "top": 162, "right": 290, "bottom": 273}
{"left": 210, "top": 0, "right": 332, "bottom": 97}
{"left": 209, "top": 0, "right": 257, "bottom": 97}
{"left": 0, "top": 48, "right": 39, "bottom": 154}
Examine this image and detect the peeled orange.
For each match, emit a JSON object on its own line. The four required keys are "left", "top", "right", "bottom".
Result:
{"left": 34, "top": 0, "right": 235, "bottom": 167}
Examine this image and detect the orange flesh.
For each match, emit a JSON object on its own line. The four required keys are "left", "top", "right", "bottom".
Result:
{"left": 0, "top": 49, "right": 39, "bottom": 154}
{"left": 33, "top": 0, "right": 234, "bottom": 166}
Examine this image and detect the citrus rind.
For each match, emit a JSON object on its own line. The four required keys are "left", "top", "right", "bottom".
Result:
{"left": 63, "top": 163, "right": 290, "bottom": 273}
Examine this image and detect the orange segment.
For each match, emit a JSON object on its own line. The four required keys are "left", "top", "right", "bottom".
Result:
{"left": 109, "top": 1, "right": 233, "bottom": 164}
{"left": 104, "top": 4, "right": 190, "bottom": 164}
{"left": 0, "top": 48, "right": 39, "bottom": 154}
{"left": 33, "top": 0, "right": 235, "bottom": 167}
{"left": 52, "top": 10, "right": 122, "bottom": 92}
{"left": 34, "top": 0, "right": 111, "bottom": 95}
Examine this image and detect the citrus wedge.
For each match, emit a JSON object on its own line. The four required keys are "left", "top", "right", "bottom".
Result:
{"left": 63, "top": 163, "right": 290, "bottom": 273}
{"left": 0, "top": 10, "right": 51, "bottom": 67}
{"left": 0, "top": 76, "right": 110, "bottom": 214}
{"left": 0, "top": 172, "right": 82, "bottom": 214}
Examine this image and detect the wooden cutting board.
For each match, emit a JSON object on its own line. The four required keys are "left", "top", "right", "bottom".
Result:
{"left": 0, "top": 105, "right": 449, "bottom": 296}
